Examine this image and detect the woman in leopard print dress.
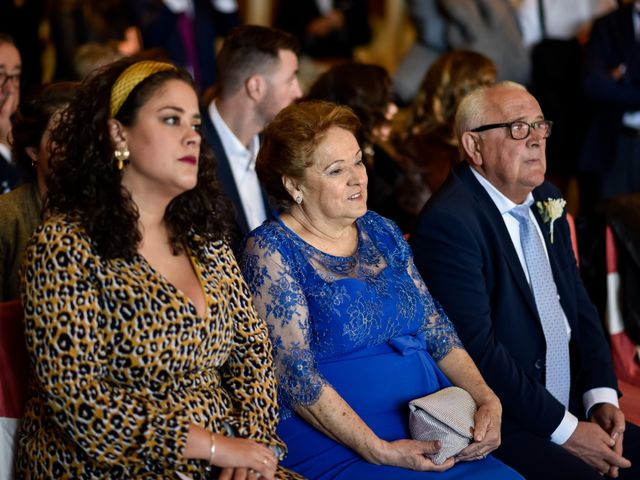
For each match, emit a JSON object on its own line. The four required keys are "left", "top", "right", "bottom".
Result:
{"left": 15, "top": 57, "right": 300, "bottom": 480}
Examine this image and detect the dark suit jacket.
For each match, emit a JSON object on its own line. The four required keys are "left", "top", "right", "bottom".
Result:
{"left": 579, "top": 4, "right": 640, "bottom": 174}
{"left": 411, "top": 163, "right": 618, "bottom": 438}
{"left": 200, "top": 105, "right": 269, "bottom": 239}
{"left": 0, "top": 152, "right": 24, "bottom": 194}
{"left": 129, "top": 0, "right": 239, "bottom": 90}
{"left": 275, "top": 0, "right": 370, "bottom": 58}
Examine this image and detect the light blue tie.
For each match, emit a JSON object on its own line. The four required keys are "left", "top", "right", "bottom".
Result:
{"left": 510, "top": 203, "right": 570, "bottom": 407}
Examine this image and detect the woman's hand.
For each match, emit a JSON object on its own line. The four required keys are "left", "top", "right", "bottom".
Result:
{"left": 212, "top": 436, "right": 277, "bottom": 480}
{"left": 219, "top": 465, "right": 274, "bottom": 480}
{"left": 455, "top": 397, "right": 502, "bottom": 462}
{"left": 373, "top": 438, "right": 456, "bottom": 472}
{"left": 436, "top": 348, "right": 503, "bottom": 462}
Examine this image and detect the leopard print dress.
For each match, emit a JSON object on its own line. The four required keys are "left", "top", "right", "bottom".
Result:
{"left": 15, "top": 216, "right": 301, "bottom": 479}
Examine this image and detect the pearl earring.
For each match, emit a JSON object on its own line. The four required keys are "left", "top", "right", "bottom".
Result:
{"left": 114, "top": 146, "right": 130, "bottom": 170}
{"left": 295, "top": 194, "right": 303, "bottom": 205}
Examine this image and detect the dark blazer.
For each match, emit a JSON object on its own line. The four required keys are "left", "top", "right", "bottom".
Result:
{"left": 579, "top": 3, "right": 640, "bottom": 174}
{"left": 200, "top": 105, "right": 269, "bottom": 238}
{"left": 275, "top": 0, "right": 370, "bottom": 59}
{"left": 0, "top": 152, "right": 24, "bottom": 194}
{"left": 411, "top": 163, "right": 618, "bottom": 438}
{"left": 129, "top": 0, "right": 239, "bottom": 90}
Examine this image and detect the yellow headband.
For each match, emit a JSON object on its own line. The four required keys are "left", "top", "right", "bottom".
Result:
{"left": 109, "top": 61, "right": 176, "bottom": 118}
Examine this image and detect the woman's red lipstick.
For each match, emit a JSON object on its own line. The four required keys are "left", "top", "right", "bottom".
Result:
{"left": 178, "top": 155, "right": 197, "bottom": 165}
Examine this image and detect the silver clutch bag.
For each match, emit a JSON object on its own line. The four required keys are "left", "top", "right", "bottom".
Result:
{"left": 408, "top": 386, "right": 477, "bottom": 464}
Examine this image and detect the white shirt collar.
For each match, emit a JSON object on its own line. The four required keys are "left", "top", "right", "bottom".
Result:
{"left": 208, "top": 100, "right": 259, "bottom": 172}
{"left": 470, "top": 166, "right": 535, "bottom": 213}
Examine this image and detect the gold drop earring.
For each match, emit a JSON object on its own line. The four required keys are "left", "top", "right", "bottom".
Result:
{"left": 114, "top": 146, "right": 130, "bottom": 171}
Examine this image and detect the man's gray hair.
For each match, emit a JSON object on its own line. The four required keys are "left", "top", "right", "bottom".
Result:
{"left": 454, "top": 81, "right": 528, "bottom": 144}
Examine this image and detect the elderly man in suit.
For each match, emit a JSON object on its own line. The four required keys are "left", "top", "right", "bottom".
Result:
{"left": 411, "top": 81, "right": 640, "bottom": 479}
{"left": 200, "top": 25, "right": 302, "bottom": 244}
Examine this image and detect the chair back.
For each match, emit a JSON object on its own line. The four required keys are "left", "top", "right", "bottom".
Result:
{"left": 0, "top": 299, "right": 28, "bottom": 480}
{"left": 0, "top": 299, "right": 28, "bottom": 418}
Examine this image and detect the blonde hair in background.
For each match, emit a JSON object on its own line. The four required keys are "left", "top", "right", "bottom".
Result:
{"left": 404, "top": 50, "right": 497, "bottom": 143}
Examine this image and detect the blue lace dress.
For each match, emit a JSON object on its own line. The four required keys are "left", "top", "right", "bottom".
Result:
{"left": 240, "top": 211, "right": 523, "bottom": 479}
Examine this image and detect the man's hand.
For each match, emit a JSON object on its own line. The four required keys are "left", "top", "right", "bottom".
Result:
{"left": 591, "top": 403, "right": 627, "bottom": 477}
{"left": 563, "top": 421, "right": 631, "bottom": 477}
{"left": 0, "top": 89, "right": 18, "bottom": 147}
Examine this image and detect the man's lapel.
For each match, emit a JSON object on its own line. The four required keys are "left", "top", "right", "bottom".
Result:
{"left": 201, "top": 106, "right": 251, "bottom": 234}
{"left": 457, "top": 164, "right": 539, "bottom": 318}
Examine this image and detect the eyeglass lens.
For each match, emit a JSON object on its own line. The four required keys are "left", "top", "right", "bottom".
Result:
{"left": 0, "top": 73, "right": 20, "bottom": 87}
{"left": 510, "top": 121, "right": 551, "bottom": 139}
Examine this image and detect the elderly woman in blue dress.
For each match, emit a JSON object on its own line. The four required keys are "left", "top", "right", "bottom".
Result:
{"left": 239, "top": 100, "right": 524, "bottom": 479}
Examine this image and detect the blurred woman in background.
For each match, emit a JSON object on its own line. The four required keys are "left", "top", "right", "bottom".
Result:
{"left": 393, "top": 50, "right": 496, "bottom": 229}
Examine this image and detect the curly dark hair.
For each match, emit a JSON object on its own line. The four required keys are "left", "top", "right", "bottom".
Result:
{"left": 46, "top": 55, "right": 233, "bottom": 259}
{"left": 257, "top": 100, "right": 360, "bottom": 209}
{"left": 306, "top": 62, "right": 391, "bottom": 146}
{"left": 10, "top": 82, "right": 77, "bottom": 182}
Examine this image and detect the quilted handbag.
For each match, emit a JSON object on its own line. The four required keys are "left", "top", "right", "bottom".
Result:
{"left": 408, "top": 386, "right": 477, "bottom": 464}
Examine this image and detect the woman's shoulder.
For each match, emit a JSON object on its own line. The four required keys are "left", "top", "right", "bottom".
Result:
{"left": 29, "top": 214, "right": 94, "bottom": 254}
{"left": 21, "top": 214, "right": 99, "bottom": 279}
{"left": 360, "top": 211, "right": 404, "bottom": 239}
{"left": 359, "top": 211, "right": 410, "bottom": 264}
{"left": 243, "top": 219, "right": 292, "bottom": 253}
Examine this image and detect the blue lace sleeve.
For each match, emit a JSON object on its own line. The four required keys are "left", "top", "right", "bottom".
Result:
{"left": 407, "top": 245, "right": 465, "bottom": 361}
{"left": 241, "top": 230, "right": 327, "bottom": 418}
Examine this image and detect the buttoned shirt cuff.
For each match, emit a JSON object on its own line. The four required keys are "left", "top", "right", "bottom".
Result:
{"left": 583, "top": 387, "right": 619, "bottom": 418}
{"left": 550, "top": 410, "right": 579, "bottom": 445}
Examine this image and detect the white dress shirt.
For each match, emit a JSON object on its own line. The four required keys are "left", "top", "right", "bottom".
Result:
{"left": 162, "top": 0, "right": 237, "bottom": 15}
{"left": 0, "top": 143, "right": 11, "bottom": 163}
{"left": 209, "top": 101, "right": 267, "bottom": 231}
{"left": 471, "top": 168, "right": 618, "bottom": 444}
{"left": 517, "top": 0, "right": 616, "bottom": 46}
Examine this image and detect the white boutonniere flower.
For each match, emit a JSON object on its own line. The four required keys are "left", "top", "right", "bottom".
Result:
{"left": 536, "top": 197, "right": 566, "bottom": 244}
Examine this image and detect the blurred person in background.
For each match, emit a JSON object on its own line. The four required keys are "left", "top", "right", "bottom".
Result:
{"left": 274, "top": 0, "right": 370, "bottom": 61}
{"left": 0, "top": 81, "right": 76, "bottom": 302}
{"left": 129, "top": 0, "right": 240, "bottom": 90}
{"left": 393, "top": 50, "right": 496, "bottom": 230}
{"left": 0, "top": 33, "right": 22, "bottom": 193}
{"left": 200, "top": 25, "right": 302, "bottom": 246}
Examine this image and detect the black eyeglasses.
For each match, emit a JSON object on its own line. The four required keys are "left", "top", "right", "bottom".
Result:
{"left": 0, "top": 72, "right": 21, "bottom": 88}
{"left": 471, "top": 120, "right": 553, "bottom": 140}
